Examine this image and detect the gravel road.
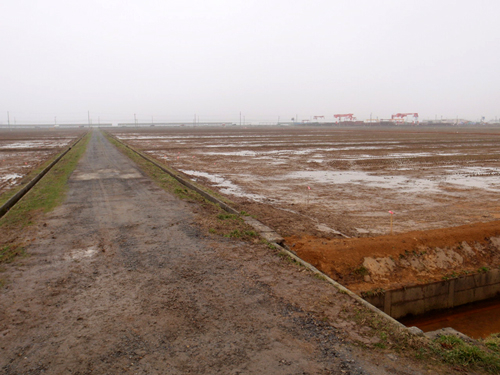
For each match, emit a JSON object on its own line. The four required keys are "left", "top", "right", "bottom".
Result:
{"left": 0, "top": 130, "right": 432, "bottom": 374}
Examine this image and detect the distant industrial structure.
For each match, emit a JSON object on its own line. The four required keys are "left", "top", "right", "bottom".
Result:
{"left": 391, "top": 113, "right": 419, "bottom": 124}
{"left": 1, "top": 111, "right": 498, "bottom": 128}
{"left": 334, "top": 113, "right": 356, "bottom": 123}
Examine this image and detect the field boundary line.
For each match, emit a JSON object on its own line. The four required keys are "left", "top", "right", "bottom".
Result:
{"left": 0, "top": 131, "right": 88, "bottom": 219}
{"left": 104, "top": 129, "right": 416, "bottom": 334}
{"left": 103, "top": 130, "right": 240, "bottom": 214}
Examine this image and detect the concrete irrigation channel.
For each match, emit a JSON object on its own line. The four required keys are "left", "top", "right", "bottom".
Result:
{"left": 0, "top": 129, "right": 474, "bottom": 374}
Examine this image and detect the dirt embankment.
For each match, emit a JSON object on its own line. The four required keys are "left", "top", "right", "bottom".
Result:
{"left": 286, "top": 220, "right": 500, "bottom": 293}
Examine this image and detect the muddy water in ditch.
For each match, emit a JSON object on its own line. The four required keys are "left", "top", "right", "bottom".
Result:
{"left": 399, "top": 297, "right": 500, "bottom": 339}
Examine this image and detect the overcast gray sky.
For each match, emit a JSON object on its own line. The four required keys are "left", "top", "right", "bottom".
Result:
{"left": 1, "top": 0, "right": 499, "bottom": 124}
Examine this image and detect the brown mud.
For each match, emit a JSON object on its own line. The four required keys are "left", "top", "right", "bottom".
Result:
{"left": 0, "top": 130, "right": 441, "bottom": 374}
{"left": 287, "top": 221, "right": 500, "bottom": 293}
{"left": 108, "top": 126, "right": 500, "bottom": 294}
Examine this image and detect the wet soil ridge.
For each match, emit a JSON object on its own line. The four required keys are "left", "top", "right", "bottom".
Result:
{"left": 0, "top": 132, "right": 87, "bottom": 219}
{"left": 287, "top": 221, "right": 500, "bottom": 294}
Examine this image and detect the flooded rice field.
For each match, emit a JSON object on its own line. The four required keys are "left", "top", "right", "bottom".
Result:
{"left": 0, "top": 129, "right": 85, "bottom": 195}
{"left": 111, "top": 125, "right": 500, "bottom": 238}
{"left": 110, "top": 126, "right": 500, "bottom": 310}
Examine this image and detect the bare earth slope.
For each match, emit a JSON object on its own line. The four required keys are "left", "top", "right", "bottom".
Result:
{"left": 1, "top": 130, "right": 436, "bottom": 374}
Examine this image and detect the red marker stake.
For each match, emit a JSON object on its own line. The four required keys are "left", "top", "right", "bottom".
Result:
{"left": 388, "top": 211, "right": 394, "bottom": 235}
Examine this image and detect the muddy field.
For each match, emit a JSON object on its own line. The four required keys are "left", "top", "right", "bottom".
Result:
{"left": 0, "top": 128, "right": 85, "bottom": 196}
{"left": 108, "top": 125, "right": 500, "bottom": 292}
{"left": 109, "top": 125, "right": 500, "bottom": 235}
{"left": 0, "top": 130, "right": 440, "bottom": 374}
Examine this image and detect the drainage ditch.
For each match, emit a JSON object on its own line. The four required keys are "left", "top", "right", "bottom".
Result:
{"left": 362, "top": 268, "right": 500, "bottom": 338}
{"left": 399, "top": 296, "right": 500, "bottom": 339}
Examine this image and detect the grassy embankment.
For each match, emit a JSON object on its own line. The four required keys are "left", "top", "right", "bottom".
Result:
{"left": 0, "top": 132, "right": 91, "bottom": 265}
{"left": 344, "top": 305, "right": 500, "bottom": 374}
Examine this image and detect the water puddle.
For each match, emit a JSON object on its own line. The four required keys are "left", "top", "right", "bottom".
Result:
{"left": 65, "top": 246, "right": 98, "bottom": 261}
{"left": 0, "top": 140, "right": 69, "bottom": 149}
{"left": 0, "top": 173, "right": 22, "bottom": 182}
{"left": 180, "top": 170, "right": 268, "bottom": 201}
{"left": 282, "top": 170, "right": 439, "bottom": 193}
{"left": 441, "top": 167, "right": 500, "bottom": 191}
{"left": 399, "top": 297, "right": 500, "bottom": 339}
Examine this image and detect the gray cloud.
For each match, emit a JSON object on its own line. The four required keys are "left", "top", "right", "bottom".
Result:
{"left": 1, "top": 0, "right": 499, "bottom": 124}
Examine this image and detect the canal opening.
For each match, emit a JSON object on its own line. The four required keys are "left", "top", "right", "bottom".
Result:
{"left": 398, "top": 296, "right": 500, "bottom": 339}
{"left": 361, "top": 268, "right": 500, "bottom": 339}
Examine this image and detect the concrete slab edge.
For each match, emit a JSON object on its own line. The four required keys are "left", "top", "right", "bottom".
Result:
{"left": 104, "top": 130, "right": 418, "bottom": 336}
{"left": 272, "top": 242, "right": 409, "bottom": 331}
{"left": 0, "top": 131, "right": 88, "bottom": 219}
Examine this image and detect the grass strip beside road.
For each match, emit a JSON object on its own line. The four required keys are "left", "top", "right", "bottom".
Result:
{"left": 104, "top": 133, "right": 234, "bottom": 205}
{"left": 0, "top": 133, "right": 88, "bottom": 207}
{"left": 105, "top": 133, "right": 259, "bottom": 242}
{"left": 347, "top": 305, "right": 500, "bottom": 374}
{"left": 0, "top": 151, "right": 68, "bottom": 208}
{"left": 0, "top": 132, "right": 91, "bottom": 264}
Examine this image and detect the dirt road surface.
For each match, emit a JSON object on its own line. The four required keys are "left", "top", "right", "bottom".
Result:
{"left": 1, "top": 131, "right": 434, "bottom": 374}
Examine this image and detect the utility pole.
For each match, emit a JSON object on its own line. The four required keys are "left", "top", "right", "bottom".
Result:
{"left": 88, "top": 111, "right": 91, "bottom": 127}
{"left": 7, "top": 111, "right": 10, "bottom": 131}
{"left": 134, "top": 113, "right": 137, "bottom": 126}
{"left": 54, "top": 116, "right": 57, "bottom": 125}
{"left": 240, "top": 112, "right": 242, "bottom": 126}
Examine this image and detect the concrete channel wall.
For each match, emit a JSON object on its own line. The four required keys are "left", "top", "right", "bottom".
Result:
{"left": 364, "top": 269, "right": 500, "bottom": 319}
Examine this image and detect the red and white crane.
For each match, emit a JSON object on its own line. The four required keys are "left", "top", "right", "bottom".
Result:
{"left": 313, "top": 115, "right": 325, "bottom": 120}
{"left": 334, "top": 113, "right": 356, "bottom": 123}
{"left": 391, "top": 113, "right": 419, "bottom": 124}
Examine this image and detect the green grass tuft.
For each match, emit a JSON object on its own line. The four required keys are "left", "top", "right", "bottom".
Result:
{"left": 0, "top": 244, "right": 26, "bottom": 264}
{"left": 432, "top": 335, "right": 500, "bottom": 373}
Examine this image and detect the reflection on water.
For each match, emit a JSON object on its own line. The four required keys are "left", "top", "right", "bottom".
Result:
{"left": 399, "top": 297, "right": 500, "bottom": 339}
{"left": 179, "top": 169, "right": 267, "bottom": 202}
